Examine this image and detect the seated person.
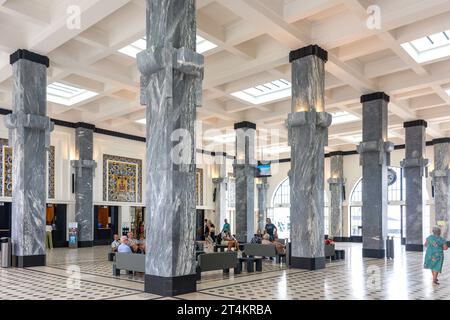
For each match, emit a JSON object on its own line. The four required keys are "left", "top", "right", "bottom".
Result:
{"left": 127, "top": 231, "right": 138, "bottom": 246}
{"left": 251, "top": 229, "right": 263, "bottom": 244}
{"left": 111, "top": 234, "right": 121, "bottom": 252}
{"left": 138, "top": 242, "right": 146, "bottom": 254}
{"left": 261, "top": 233, "right": 272, "bottom": 245}
{"left": 117, "top": 236, "right": 132, "bottom": 253}
{"left": 222, "top": 231, "right": 239, "bottom": 251}
{"left": 131, "top": 243, "right": 144, "bottom": 254}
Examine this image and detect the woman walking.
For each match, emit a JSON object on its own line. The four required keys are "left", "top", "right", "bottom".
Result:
{"left": 424, "top": 226, "right": 448, "bottom": 285}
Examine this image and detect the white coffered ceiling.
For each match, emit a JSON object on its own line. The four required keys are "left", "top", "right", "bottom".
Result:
{"left": 1, "top": 0, "right": 450, "bottom": 157}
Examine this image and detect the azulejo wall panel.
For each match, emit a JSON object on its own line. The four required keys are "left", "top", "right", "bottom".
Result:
{"left": 103, "top": 154, "right": 142, "bottom": 203}
{"left": 0, "top": 139, "right": 55, "bottom": 199}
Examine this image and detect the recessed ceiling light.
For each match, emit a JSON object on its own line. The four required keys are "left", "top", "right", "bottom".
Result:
{"left": 231, "top": 79, "right": 292, "bottom": 105}
{"left": 118, "top": 36, "right": 217, "bottom": 58}
{"left": 331, "top": 111, "right": 359, "bottom": 125}
{"left": 259, "top": 145, "right": 290, "bottom": 155}
{"left": 445, "top": 89, "right": 450, "bottom": 96}
{"left": 47, "top": 82, "right": 98, "bottom": 106}
{"left": 136, "top": 118, "right": 146, "bottom": 124}
{"left": 401, "top": 30, "right": 450, "bottom": 63}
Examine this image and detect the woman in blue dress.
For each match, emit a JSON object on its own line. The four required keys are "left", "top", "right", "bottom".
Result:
{"left": 424, "top": 226, "right": 448, "bottom": 284}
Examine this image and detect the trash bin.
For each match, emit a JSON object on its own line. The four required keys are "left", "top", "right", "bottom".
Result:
{"left": 1, "top": 237, "right": 11, "bottom": 268}
{"left": 386, "top": 236, "right": 394, "bottom": 259}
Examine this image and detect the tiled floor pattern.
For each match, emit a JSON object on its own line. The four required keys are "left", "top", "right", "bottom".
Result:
{"left": 1, "top": 242, "right": 450, "bottom": 300}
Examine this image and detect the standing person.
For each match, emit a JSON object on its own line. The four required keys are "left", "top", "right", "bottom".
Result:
{"left": 204, "top": 219, "right": 209, "bottom": 240}
{"left": 208, "top": 220, "right": 216, "bottom": 243}
{"left": 45, "top": 224, "right": 53, "bottom": 249}
{"left": 424, "top": 226, "right": 448, "bottom": 284}
{"left": 265, "top": 218, "right": 277, "bottom": 241}
{"left": 222, "top": 219, "right": 231, "bottom": 234}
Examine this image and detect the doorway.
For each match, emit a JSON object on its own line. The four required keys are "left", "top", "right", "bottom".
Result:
{"left": 0, "top": 201, "right": 11, "bottom": 238}
{"left": 46, "top": 204, "right": 67, "bottom": 247}
{"left": 94, "top": 205, "right": 119, "bottom": 245}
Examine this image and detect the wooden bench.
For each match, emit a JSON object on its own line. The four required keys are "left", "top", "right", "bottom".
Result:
{"left": 113, "top": 252, "right": 145, "bottom": 276}
{"left": 196, "top": 251, "right": 238, "bottom": 280}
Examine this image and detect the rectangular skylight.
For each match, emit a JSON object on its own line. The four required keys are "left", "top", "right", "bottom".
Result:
{"left": 118, "top": 36, "right": 217, "bottom": 58}
{"left": 445, "top": 89, "right": 450, "bottom": 97}
{"left": 204, "top": 133, "right": 236, "bottom": 144}
{"left": 331, "top": 111, "right": 359, "bottom": 125}
{"left": 136, "top": 118, "right": 146, "bottom": 124}
{"left": 47, "top": 82, "right": 98, "bottom": 106}
{"left": 259, "top": 145, "right": 290, "bottom": 155}
{"left": 231, "top": 79, "right": 292, "bottom": 105}
{"left": 401, "top": 30, "right": 450, "bottom": 63}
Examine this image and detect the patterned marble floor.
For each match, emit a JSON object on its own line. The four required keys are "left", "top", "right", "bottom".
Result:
{"left": 0, "top": 242, "right": 449, "bottom": 300}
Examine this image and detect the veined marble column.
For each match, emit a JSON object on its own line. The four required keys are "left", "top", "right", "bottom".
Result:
{"left": 287, "top": 45, "right": 331, "bottom": 270}
{"left": 431, "top": 138, "right": 450, "bottom": 241}
{"left": 71, "top": 123, "right": 96, "bottom": 247}
{"left": 257, "top": 178, "right": 269, "bottom": 232}
{"left": 5, "top": 50, "right": 54, "bottom": 267}
{"left": 233, "top": 121, "right": 256, "bottom": 243}
{"left": 213, "top": 153, "right": 228, "bottom": 231}
{"left": 327, "top": 152, "right": 345, "bottom": 241}
{"left": 357, "top": 92, "right": 394, "bottom": 258}
{"left": 401, "top": 120, "right": 428, "bottom": 251}
{"left": 137, "top": 0, "right": 204, "bottom": 296}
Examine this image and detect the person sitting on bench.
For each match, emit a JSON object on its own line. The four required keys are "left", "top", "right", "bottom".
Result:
{"left": 111, "top": 234, "right": 121, "bottom": 252}
{"left": 222, "top": 231, "right": 239, "bottom": 251}
{"left": 117, "top": 236, "right": 132, "bottom": 253}
{"left": 272, "top": 232, "right": 286, "bottom": 254}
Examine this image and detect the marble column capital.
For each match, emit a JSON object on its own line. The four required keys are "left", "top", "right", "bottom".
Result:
{"left": 357, "top": 140, "right": 394, "bottom": 166}
{"left": 400, "top": 158, "right": 429, "bottom": 168}
{"left": 286, "top": 111, "right": 332, "bottom": 129}
{"left": 257, "top": 183, "right": 269, "bottom": 190}
{"left": 71, "top": 159, "right": 97, "bottom": 178}
{"left": 212, "top": 177, "right": 228, "bottom": 185}
{"left": 233, "top": 163, "right": 256, "bottom": 176}
{"left": 327, "top": 177, "right": 346, "bottom": 185}
{"left": 431, "top": 169, "right": 450, "bottom": 179}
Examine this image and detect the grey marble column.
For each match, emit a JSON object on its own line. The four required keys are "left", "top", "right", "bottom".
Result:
{"left": 5, "top": 50, "right": 53, "bottom": 267}
{"left": 233, "top": 121, "right": 256, "bottom": 243}
{"left": 213, "top": 153, "right": 228, "bottom": 231}
{"left": 287, "top": 45, "right": 331, "bottom": 270}
{"left": 137, "top": 0, "right": 204, "bottom": 296}
{"left": 431, "top": 138, "right": 450, "bottom": 241}
{"left": 71, "top": 123, "right": 96, "bottom": 247}
{"left": 327, "top": 152, "right": 345, "bottom": 241}
{"left": 357, "top": 92, "right": 394, "bottom": 258}
{"left": 257, "top": 178, "right": 269, "bottom": 232}
{"left": 401, "top": 120, "right": 428, "bottom": 251}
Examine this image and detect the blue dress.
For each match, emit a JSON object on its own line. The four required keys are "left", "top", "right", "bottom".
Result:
{"left": 424, "top": 235, "right": 446, "bottom": 272}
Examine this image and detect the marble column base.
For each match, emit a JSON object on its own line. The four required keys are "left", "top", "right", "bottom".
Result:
{"left": 13, "top": 254, "right": 46, "bottom": 268}
{"left": 405, "top": 244, "right": 423, "bottom": 252}
{"left": 145, "top": 274, "right": 197, "bottom": 296}
{"left": 332, "top": 237, "right": 350, "bottom": 242}
{"left": 78, "top": 241, "right": 94, "bottom": 248}
{"left": 290, "top": 256, "right": 325, "bottom": 270}
{"left": 362, "top": 248, "right": 385, "bottom": 258}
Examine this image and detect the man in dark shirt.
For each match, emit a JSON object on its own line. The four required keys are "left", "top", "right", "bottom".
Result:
{"left": 265, "top": 218, "right": 277, "bottom": 242}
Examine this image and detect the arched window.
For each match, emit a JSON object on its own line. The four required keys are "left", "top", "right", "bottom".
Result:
{"left": 271, "top": 177, "right": 329, "bottom": 238}
{"left": 349, "top": 167, "right": 430, "bottom": 239}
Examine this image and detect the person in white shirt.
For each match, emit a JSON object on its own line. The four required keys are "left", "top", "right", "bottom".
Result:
{"left": 111, "top": 234, "right": 121, "bottom": 252}
{"left": 117, "top": 236, "right": 132, "bottom": 253}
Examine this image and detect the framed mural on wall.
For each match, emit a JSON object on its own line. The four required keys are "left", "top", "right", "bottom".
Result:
{"left": 0, "top": 139, "right": 55, "bottom": 198}
{"left": 196, "top": 168, "right": 203, "bottom": 206}
{"left": 103, "top": 154, "right": 142, "bottom": 203}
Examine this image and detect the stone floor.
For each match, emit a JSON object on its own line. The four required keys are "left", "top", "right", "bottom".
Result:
{"left": 0, "top": 242, "right": 449, "bottom": 300}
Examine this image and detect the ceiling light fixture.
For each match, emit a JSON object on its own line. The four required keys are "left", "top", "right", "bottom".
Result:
{"left": 231, "top": 79, "right": 292, "bottom": 105}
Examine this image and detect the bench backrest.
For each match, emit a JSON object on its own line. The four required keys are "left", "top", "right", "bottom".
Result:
{"left": 325, "top": 244, "right": 335, "bottom": 257}
{"left": 198, "top": 252, "right": 237, "bottom": 271}
{"left": 244, "top": 243, "right": 277, "bottom": 257}
{"left": 115, "top": 252, "right": 145, "bottom": 272}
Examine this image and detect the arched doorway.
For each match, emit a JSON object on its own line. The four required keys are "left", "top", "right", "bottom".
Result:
{"left": 270, "top": 177, "right": 329, "bottom": 239}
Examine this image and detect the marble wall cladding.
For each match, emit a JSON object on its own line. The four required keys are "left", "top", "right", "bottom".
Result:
{"left": 257, "top": 179, "right": 269, "bottom": 232}
{"left": 289, "top": 52, "right": 329, "bottom": 263}
{"left": 329, "top": 155, "right": 344, "bottom": 238}
{"left": 0, "top": 140, "right": 54, "bottom": 199}
{"left": 74, "top": 127, "right": 95, "bottom": 243}
{"left": 196, "top": 168, "right": 203, "bottom": 206}
{"left": 9, "top": 59, "right": 48, "bottom": 257}
{"left": 140, "top": 0, "right": 201, "bottom": 280}
{"left": 359, "top": 98, "right": 390, "bottom": 256}
{"left": 103, "top": 154, "right": 142, "bottom": 203}
{"left": 433, "top": 142, "right": 450, "bottom": 239}
{"left": 402, "top": 125, "right": 427, "bottom": 248}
